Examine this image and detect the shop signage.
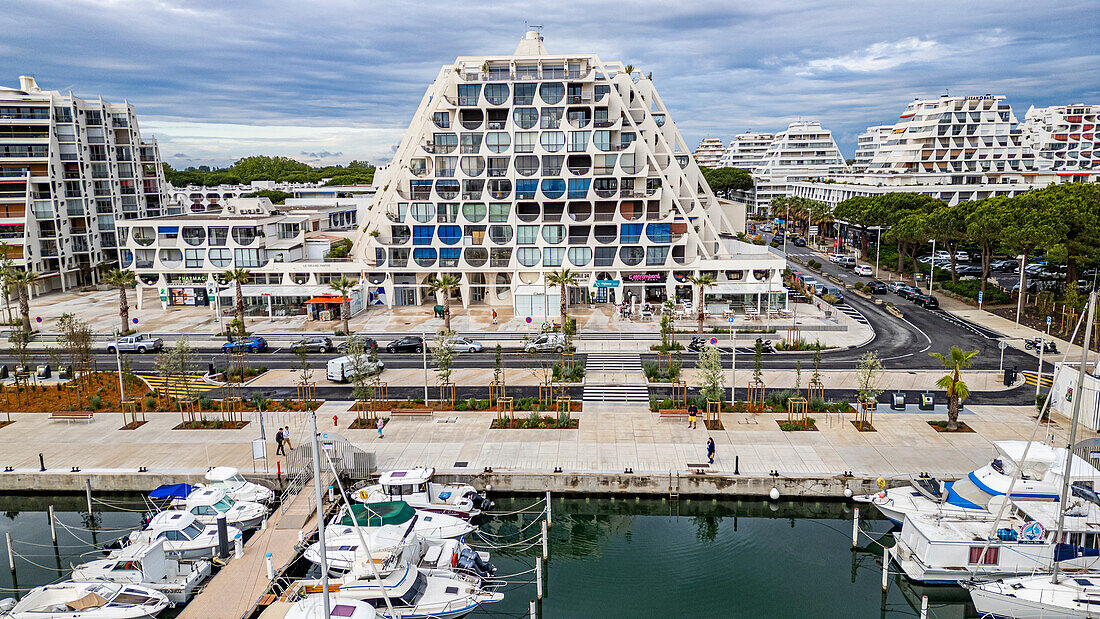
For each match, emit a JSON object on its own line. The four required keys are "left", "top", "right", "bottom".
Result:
{"left": 572, "top": 272, "right": 591, "bottom": 281}
{"left": 623, "top": 272, "right": 666, "bottom": 283}
{"left": 594, "top": 280, "right": 619, "bottom": 288}
{"left": 167, "top": 274, "right": 209, "bottom": 284}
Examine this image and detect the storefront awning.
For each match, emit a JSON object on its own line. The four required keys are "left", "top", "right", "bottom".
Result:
{"left": 708, "top": 282, "right": 785, "bottom": 295}
{"left": 305, "top": 296, "right": 346, "bottom": 304}
{"left": 157, "top": 226, "right": 179, "bottom": 234}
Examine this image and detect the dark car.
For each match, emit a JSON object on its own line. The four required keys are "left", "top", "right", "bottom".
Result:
{"left": 990, "top": 259, "right": 1019, "bottom": 273}
{"left": 791, "top": 236, "right": 807, "bottom": 247}
{"left": 386, "top": 336, "right": 425, "bottom": 353}
{"left": 291, "top": 336, "right": 333, "bottom": 353}
{"left": 337, "top": 337, "right": 377, "bottom": 354}
{"left": 955, "top": 265, "right": 983, "bottom": 277}
{"left": 222, "top": 336, "right": 268, "bottom": 353}
{"left": 911, "top": 293, "right": 940, "bottom": 309}
{"left": 865, "top": 281, "right": 888, "bottom": 295}
{"left": 897, "top": 285, "right": 921, "bottom": 300}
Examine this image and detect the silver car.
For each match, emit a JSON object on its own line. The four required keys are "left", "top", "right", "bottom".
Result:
{"left": 443, "top": 336, "right": 483, "bottom": 353}
{"left": 107, "top": 334, "right": 163, "bottom": 354}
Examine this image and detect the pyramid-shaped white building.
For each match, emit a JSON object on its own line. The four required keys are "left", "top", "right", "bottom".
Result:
{"left": 354, "top": 31, "right": 784, "bottom": 316}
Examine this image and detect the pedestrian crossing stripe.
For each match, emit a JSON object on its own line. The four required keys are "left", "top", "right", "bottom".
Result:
{"left": 138, "top": 374, "right": 217, "bottom": 398}
{"left": 1021, "top": 371, "right": 1053, "bottom": 388}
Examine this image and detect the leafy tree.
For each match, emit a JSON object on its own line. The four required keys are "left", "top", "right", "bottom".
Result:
{"left": 926, "top": 205, "right": 968, "bottom": 283}
{"left": 325, "top": 238, "right": 353, "bottom": 259}
{"left": 696, "top": 345, "right": 725, "bottom": 403}
{"left": 701, "top": 167, "right": 754, "bottom": 198}
{"left": 752, "top": 339, "right": 763, "bottom": 384}
{"left": 832, "top": 196, "right": 877, "bottom": 255}
{"left": 1038, "top": 183, "right": 1100, "bottom": 286}
{"left": 432, "top": 329, "right": 456, "bottom": 389}
{"left": 965, "top": 196, "right": 1009, "bottom": 297}
{"left": 102, "top": 268, "right": 137, "bottom": 334}
{"left": 426, "top": 275, "right": 461, "bottom": 331}
{"left": 328, "top": 277, "right": 358, "bottom": 336}
{"left": 930, "top": 346, "right": 978, "bottom": 431}
{"left": 546, "top": 269, "right": 577, "bottom": 330}
{"left": 7, "top": 269, "right": 37, "bottom": 332}
{"left": 855, "top": 352, "right": 884, "bottom": 404}
{"left": 884, "top": 212, "right": 930, "bottom": 273}
{"left": 1002, "top": 193, "right": 1059, "bottom": 296}
{"left": 0, "top": 242, "right": 16, "bottom": 324}
{"left": 688, "top": 274, "right": 715, "bottom": 333}
{"left": 241, "top": 189, "right": 293, "bottom": 204}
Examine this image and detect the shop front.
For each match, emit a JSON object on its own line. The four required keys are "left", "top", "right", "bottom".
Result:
{"left": 622, "top": 271, "right": 668, "bottom": 304}
{"left": 163, "top": 275, "right": 212, "bottom": 307}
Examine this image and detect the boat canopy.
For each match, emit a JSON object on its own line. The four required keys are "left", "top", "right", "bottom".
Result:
{"left": 339, "top": 502, "right": 416, "bottom": 527}
{"left": 149, "top": 483, "right": 197, "bottom": 500}
{"left": 379, "top": 468, "right": 434, "bottom": 485}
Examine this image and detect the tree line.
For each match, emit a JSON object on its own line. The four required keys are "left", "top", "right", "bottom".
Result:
{"left": 162, "top": 155, "right": 375, "bottom": 187}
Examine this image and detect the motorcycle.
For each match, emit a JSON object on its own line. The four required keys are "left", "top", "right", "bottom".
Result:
{"left": 687, "top": 336, "right": 707, "bottom": 352}
{"left": 756, "top": 337, "right": 775, "bottom": 353}
{"left": 1024, "top": 338, "right": 1057, "bottom": 354}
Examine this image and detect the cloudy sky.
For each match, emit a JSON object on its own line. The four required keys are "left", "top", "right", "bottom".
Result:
{"left": 3, "top": 0, "right": 1097, "bottom": 168}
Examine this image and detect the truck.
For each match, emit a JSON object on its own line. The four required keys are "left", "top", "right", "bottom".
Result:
{"left": 106, "top": 334, "right": 163, "bottom": 354}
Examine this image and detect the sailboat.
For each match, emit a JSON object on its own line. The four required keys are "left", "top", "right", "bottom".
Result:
{"left": 967, "top": 291, "right": 1100, "bottom": 618}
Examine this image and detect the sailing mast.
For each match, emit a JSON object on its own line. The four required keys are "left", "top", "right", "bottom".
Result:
{"left": 308, "top": 411, "right": 331, "bottom": 618}
{"left": 1051, "top": 290, "right": 1097, "bottom": 583}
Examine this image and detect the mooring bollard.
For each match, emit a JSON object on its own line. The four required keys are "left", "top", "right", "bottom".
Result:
{"left": 541, "top": 520, "right": 549, "bottom": 560}
{"left": 546, "top": 491, "right": 552, "bottom": 529}
{"left": 261, "top": 517, "right": 268, "bottom": 531}
{"left": 5, "top": 531, "right": 13, "bottom": 573}
{"left": 852, "top": 507, "right": 859, "bottom": 547}
{"left": 298, "top": 530, "right": 304, "bottom": 544}
{"left": 536, "top": 556, "right": 543, "bottom": 600}
{"left": 39, "top": 453, "right": 45, "bottom": 472}
{"left": 529, "top": 600, "right": 537, "bottom": 619}
{"left": 85, "top": 479, "right": 93, "bottom": 516}
{"left": 48, "top": 505, "right": 56, "bottom": 543}
{"left": 216, "top": 514, "right": 230, "bottom": 559}
{"left": 920, "top": 595, "right": 928, "bottom": 618}
{"left": 265, "top": 552, "right": 275, "bottom": 580}
{"left": 234, "top": 533, "right": 243, "bottom": 559}
{"left": 882, "top": 557, "right": 888, "bottom": 592}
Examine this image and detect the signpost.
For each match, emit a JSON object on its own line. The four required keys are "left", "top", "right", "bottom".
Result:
{"left": 728, "top": 317, "right": 736, "bottom": 405}
{"left": 978, "top": 290, "right": 983, "bottom": 311}
{"left": 999, "top": 340, "right": 1008, "bottom": 372}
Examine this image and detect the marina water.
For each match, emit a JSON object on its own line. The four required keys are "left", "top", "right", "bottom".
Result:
{"left": 1, "top": 492, "right": 978, "bottom": 617}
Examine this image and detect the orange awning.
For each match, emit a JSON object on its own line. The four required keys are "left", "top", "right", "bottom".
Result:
{"left": 305, "top": 296, "right": 346, "bottom": 304}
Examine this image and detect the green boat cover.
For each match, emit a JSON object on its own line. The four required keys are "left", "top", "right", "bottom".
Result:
{"left": 338, "top": 501, "right": 416, "bottom": 527}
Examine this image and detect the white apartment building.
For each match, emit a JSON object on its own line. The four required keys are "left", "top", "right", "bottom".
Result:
{"left": 169, "top": 180, "right": 337, "bottom": 213}
{"left": 851, "top": 125, "right": 893, "bottom": 171}
{"left": 716, "top": 131, "right": 775, "bottom": 169}
{"left": 0, "top": 76, "right": 170, "bottom": 291}
{"left": 1019, "top": 104, "right": 1098, "bottom": 178}
{"left": 691, "top": 137, "right": 726, "bottom": 168}
{"left": 750, "top": 121, "right": 848, "bottom": 216}
{"left": 347, "top": 31, "right": 784, "bottom": 316}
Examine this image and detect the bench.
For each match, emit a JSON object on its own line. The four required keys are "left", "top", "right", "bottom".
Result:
{"left": 391, "top": 408, "right": 434, "bottom": 418}
{"left": 49, "top": 411, "right": 94, "bottom": 423}
{"left": 658, "top": 408, "right": 690, "bottom": 419}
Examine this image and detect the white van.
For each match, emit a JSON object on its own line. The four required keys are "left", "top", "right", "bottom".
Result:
{"left": 326, "top": 355, "right": 384, "bottom": 383}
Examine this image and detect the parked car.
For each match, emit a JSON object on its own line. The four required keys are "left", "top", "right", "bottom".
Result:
{"left": 955, "top": 265, "right": 983, "bottom": 277}
{"left": 838, "top": 256, "right": 857, "bottom": 269}
{"left": 523, "top": 333, "right": 565, "bottom": 353}
{"left": 291, "top": 336, "right": 333, "bottom": 353}
{"left": 828, "top": 253, "right": 844, "bottom": 263}
{"left": 326, "top": 355, "right": 384, "bottom": 383}
{"left": 385, "top": 336, "right": 425, "bottom": 353}
{"left": 223, "top": 336, "right": 268, "bottom": 353}
{"left": 442, "top": 336, "right": 483, "bottom": 353}
{"left": 911, "top": 293, "right": 940, "bottom": 309}
{"left": 791, "top": 236, "right": 807, "bottom": 247}
{"left": 897, "top": 285, "right": 921, "bottom": 300}
{"left": 854, "top": 264, "right": 873, "bottom": 277}
{"left": 954, "top": 251, "right": 970, "bottom": 262}
{"left": 336, "top": 337, "right": 377, "bottom": 354}
{"left": 107, "top": 334, "right": 163, "bottom": 354}
{"left": 865, "top": 281, "right": 888, "bottom": 295}
{"left": 932, "top": 250, "right": 951, "bottom": 261}
{"left": 886, "top": 281, "right": 908, "bottom": 294}
{"left": 917, "top": 255, "right": 933, "bottom": 265}
{"left": 1024, "top": 262, "right": 1047, "bottom": 276}
{"left": 817, "top": 286, "right": 844, "bottom": 304}
{"left": 990, "top": 259, "right": 1019, "bottom": 272}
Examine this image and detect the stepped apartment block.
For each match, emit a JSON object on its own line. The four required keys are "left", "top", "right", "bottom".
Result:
{"left": 691, "top": 137, "right": 726, "bottom": 168}
{"left": 0, "top": 76, "right": 169, "bottom": 292}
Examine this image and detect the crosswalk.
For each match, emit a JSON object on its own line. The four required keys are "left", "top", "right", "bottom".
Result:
{"left": 139, "top": 374, "right": 217, "bottom": 399}
{"left": 1021, "top": 371, "right": 1053, "bottom": 388}
{"left": 831, "top": 303, "right": 870, "bottom": 326}
{"left": 584, "top": 352, "right": 643, "bottom": 373}
{"left": 582, "top": 384, "right": 651, "bottom": 403}
{"left": 582, "top": 353, "right": 649, "bottom": 402}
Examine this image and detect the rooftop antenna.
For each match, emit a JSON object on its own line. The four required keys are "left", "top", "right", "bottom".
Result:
{"left": 524, "top": 21, "right": 543, "bottom": 39}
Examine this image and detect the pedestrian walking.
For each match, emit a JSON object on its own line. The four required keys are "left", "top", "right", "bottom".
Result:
{"left": 282, "top": 427, "right": 293, "bottom": 451}
{"left": 377, "top": 417, "right": 385, "bottom": 439}
{"left": 706, "top": 437, "right": 715, "bottom": 465}
{"left": 687, "top": 402, "right": 697, "bottom": 429}
{"left": 274, "top": 427, "right": 285, "bottom": 456}
{"left": 491, "top": 309, "right": 497, "bottom": 325}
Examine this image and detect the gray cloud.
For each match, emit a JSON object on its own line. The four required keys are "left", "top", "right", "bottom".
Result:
{"left": 1, "top": 0, "right": 1096, "bottom": 165}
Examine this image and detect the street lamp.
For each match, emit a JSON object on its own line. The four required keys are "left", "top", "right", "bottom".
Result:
{"left": 1015, "top": 254, "right": 1026, "bottom": 325}
{"left": 874, "top": 226, "right": 882, "bottom": 280}
{"left": 927, "top": 238, "right": 936, "bottom": 294}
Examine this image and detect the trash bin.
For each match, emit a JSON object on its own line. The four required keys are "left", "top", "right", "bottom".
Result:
{"left": 58, "top": 365, "right": 72, "bottom": 380}
{"left": 568, "top": 317, "right": 577, "bottom": 333}
{"left": 919, "top": 392, "right": 935, "bottom": 411}
{"left": 891, "top": 392, "right": 906, "bottom": 410}
{"left": 1003, "top": 368, "right": 1014, "bottom": 386}
{"left": 36, "top": 364, "right": 51, "bottom": 379}
{"left": 0, "top": 365, "right": 7, "bottom": 379}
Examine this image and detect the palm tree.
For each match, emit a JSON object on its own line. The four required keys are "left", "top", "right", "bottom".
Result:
{"left": 328, "top": 277, "right": 358, "bottom": 336}
{"left": 0, "top": 242, "right": 15, "bottom": 324}
{"left": 930, "top": 346, "right": 979, "bottom": 431}
{"left": 426, "top": 274, "right": 461, "bottom": 332}
{"left": 102, "top": 268, "right": 137, "bottom": 334}
{"left": 221, "top": 268, "right": 251, "bottom": 326}
{"left": 688, "top": 274, "right": 716, "bottom": 334}
{"left": 546, "top": 268, "right": 577, "bottom": 330}
{"left": 7, "top": 269, "right": 38, "bottom": 332}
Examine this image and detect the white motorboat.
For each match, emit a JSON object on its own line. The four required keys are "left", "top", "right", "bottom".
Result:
{"left": 890, "top": 498, "right": 1100, "bottom": 584}
{"left": 854, "top": 440, "right": 1100, "bottom": 525}
{"left": 354, "top": 468, "right": 492, "bottom": 519}
{"left": 258, "top": 598, "right": 377, "bottom": 618}
{"left": 286, "top": 561, "right": 502, "bottom": 619}
{"left": 123, "top": 511, "right": 241, "bottom": 560}
{"left": 173, "top": 487, "right": 267, "bottom": 530}
{"left": 0, "top": 582, "right": 168, "bottom": 619}
{"left": 304, "top": 524, "right": 495, "bottom": 579}
{"left": 203, "top": 466, "right": 275, "bottom": 504}
{"left": 328, "top": 502, "right": 475, "bottom": 541}
{"left": 966, "top": 573, "right": 1100, "bottom": 618}
{"left": 72, "top": 540, "right": 211, "bottom": 605}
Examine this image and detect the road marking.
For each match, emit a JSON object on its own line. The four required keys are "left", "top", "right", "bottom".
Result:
{"left": 139, "top": 374, "right": 216, "bottom": 398}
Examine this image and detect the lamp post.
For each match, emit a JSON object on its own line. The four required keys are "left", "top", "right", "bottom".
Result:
{"left": 113, "top": 329, "right": 125, "bottom": 405}
{"left": 874, "top": 226, "right": 882, "bottom": 279}
{"left": 1035, "top": 320, "right": 1050, "bottom": 405}
{"left": 1015, "top": 254, "right": 1026, "bottom": 325}
{"left": 928, "top": 239, "right": 936, "bottom": 294}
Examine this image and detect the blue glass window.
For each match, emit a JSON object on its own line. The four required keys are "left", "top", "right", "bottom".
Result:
{"left": 413, "top": 247, "right": 437, "bottom": 267}
{"left": 516, "top": 179, "right": 538, "bottom": 199}
{"left": 440, "top": 247, "right": 461, "bottom": 267}
{"left": 412, "top": 225, "right": 435, "bottom": 245}
{"left": 620, "top": 223, "right": 642, "bottom": 244}
{"left": 438, "top": 225, "right": 462, "bottom": 245}
{"left": 541, "top": 178, "right": 566, "bottom": 199}
{"left": 646, "top": 223, "right": 671, "bottom": 243}
{"left": 567, "top": 178, "right": 590, "bottom": 199}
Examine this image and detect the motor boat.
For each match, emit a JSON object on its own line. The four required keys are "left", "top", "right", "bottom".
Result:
{"left": 0, "top": 582, "right": 168, "bottom": 618}
{"left": 72, "top": 540, "right": 211, "bottom": 605}
{"left": 173, "top": 487, "right": 267, "bottom": 530}
{"left": 257, "top": 598, "right": 376, "bottom": 619}
{"left": 328, "top": 502, "right": 475, "bottom": 541}
{"left": 966, "top": 573, "right": 1100, "bottom": 618}
{"left": 889, "top": 498, "right": 1100, "bottom": 584}
{"left": 285, "top": 560, "right": 502, "bottom": 619}
{"left": 354, "top": 469, "right": 492, "bottom": 519}
{"left": 120, "top": 511, "right": 241, "bottom": 560}
{"left": 854, "top": 441, "right": 1100, "bottom": 525}
{"left": 202, "top": 466, "right": 275, "bottom": 504}
{"left": 304, "top": 524, "right": 494, "bottom": 579}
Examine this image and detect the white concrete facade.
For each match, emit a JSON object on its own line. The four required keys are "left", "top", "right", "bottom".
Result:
{"left": 692, "top": 137, "right": 725, "bottom": 168}
{"left": 716, "top": 131, "right": 775, "bottom": 169}
{"left": 0, "top": 75, "right": 170, "bottom": 291}
{"left": 1019, "top": 104, "right": 1098, "bottom": 179}
{"left": 749, "top": 121, "right": 848, "bottom": 216}
{"left": 851, "top": 125, "right": 893, "bottom": 171}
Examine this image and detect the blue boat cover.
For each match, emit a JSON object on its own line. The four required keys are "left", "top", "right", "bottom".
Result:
{"left": 1055, "top": 543, "right": 1100, "bottom": 563}
{"left": 148, "top": 483, "right": 195, "bottom": 499}
{"left": 943, "top": 481, "right": 983, "bottom": 510}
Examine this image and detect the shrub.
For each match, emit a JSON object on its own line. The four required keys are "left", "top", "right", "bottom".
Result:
{"left": 766, "top": 389, "right": 796, "bottom": 409}
{"left": 809, "top": 397, "right": 826, "bottom": 411}
{"left": 853, "top": 282, "right": 864, "bottom": 291}
{"left": 89, "top": 395, "right": 102, "bottom": 410}
{"left": 822, "top": 293, "right": 839, "bottom": 305}
{"left": 143, "top": 396, "right": 156, "bottom": 411}
{"left": 939, "top": 279, "right": 1010, "bottom": 305}
{"left": 198, "top": 396, "right": 213, "bottom": 410}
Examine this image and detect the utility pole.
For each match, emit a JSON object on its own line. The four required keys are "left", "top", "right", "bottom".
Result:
{"left": 113, "top": 329, "right": 125, "bottom": 405}
{"left": 422, "top": 330, "right": 429, "bottom": 402}
{"left": 874, "top": 227, "right": 882, "bottom": 279}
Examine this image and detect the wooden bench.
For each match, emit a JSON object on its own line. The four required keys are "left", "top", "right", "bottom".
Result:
{"left": 658, "top": 408, "right": 690, "bottom": 419}
{"left": 48, "top": 411, "right": 94, "bottom": 423}
{"left": 391, "top": 408, "right": 433, "bottom": 418}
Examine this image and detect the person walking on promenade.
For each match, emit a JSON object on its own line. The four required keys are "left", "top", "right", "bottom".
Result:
{"left": 706, "top": 437, "right": 715, "bottom": 465}
{"left": 491, "top": 309, "right": 497, "bottom": 325}
{"left": 274, "top": 427, "right": 285, "bottom": 456}
{"left": 282, "top": 427, "right": 293, "bottom": 451}
{"left": 687, "top": 402, "right": 697, "bottom": 429}
{"left": 377, "top": 417, "right": 385, "bottom": 439}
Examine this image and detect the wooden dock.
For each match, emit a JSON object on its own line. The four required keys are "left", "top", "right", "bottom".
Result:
{"left": 180, "top": 486, "right": 318, "bottom": 619}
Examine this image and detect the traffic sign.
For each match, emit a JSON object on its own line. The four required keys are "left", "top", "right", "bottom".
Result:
{"left": 977, "top": 291, "right": 983, "bottom": 303}
{"left": 708, "top": 337, "right": 718, "bottom": 346}
{"left": 999, "top": 341, "right": 1008, "bottom": 350}
{"left": 1046, "top": 316, "right": 1052, "bottom": 326}
{"left": 132, "top": 318, "right": 139, "bottom": 324}
{"left": 525, "top": 317, "right": 532, "bottom": 324}
{"left": 728, "top": 317, "right": 735, "bottom": 323}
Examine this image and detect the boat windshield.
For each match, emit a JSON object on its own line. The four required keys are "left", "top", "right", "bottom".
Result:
{"left": 950, "top": 477, "right": 993, "bottom": 507}
{"left": 181, "top": 523, "right": 205, "bottom": 540}
{"left": 213, "top": 497, "right": 235, "bottom": 512}
{"left": 396, "top": 572, "right": 428, "bottom": 606}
